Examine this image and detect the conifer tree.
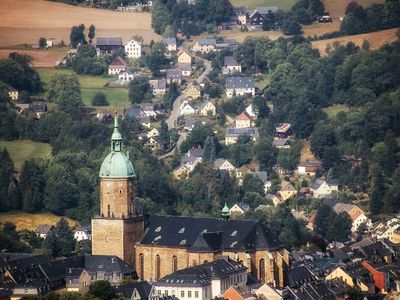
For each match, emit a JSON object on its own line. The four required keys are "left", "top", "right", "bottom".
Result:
{"left": 203, "top": 136, "right": 216, "bottom": 162}
{"left": 0, "top": 149, "right": 14, "bottom": 212}
{"left": 369, "top": 165, "right": 385, "bottom": 216}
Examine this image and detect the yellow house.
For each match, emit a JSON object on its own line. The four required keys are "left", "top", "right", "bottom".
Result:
{"left": 326, "top": 266, "right": 372, "bottom": 293}
{"left": 172, "top": 165, "right": 190, "bottom": 180}
{"left": 178, "top": 50, "right": 192, "bottom": 64}
{"left": 199, "top": 100, "right": 216, "bottom": 116}
{"left": 185, "top": 84, "right": 201, "bottom": 99}
{"left": 278, "top": 180, "right": 297, "bottom": 201}
{"left": 8, "top": 89, "right": 18, "bottom": 101}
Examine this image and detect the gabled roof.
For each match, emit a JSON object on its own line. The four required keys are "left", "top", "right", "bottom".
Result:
{"left": 125, "top": 38, "right": 141, "bottom": 46}
{"left": 236, "top": 112, "right": 251, "bottom": 121}
{"left": 298, "top": 161, "right": 322, "bottom": 168}
{"left": 156, "top": 258, "right": 246, "bottom": 287}
{"left": 233, "top": 6, "right": 248, "bottom": 14}
{"left": 289, "top": 265, "right": 317, "bottom": 288}
{"left": 249, "top": 171, "right": 268, "bottom": 183}
{"left": 149, "top": 79, "right": 166, "bottom": 90}
{"left": 309, "top": 179, "right": 326, "bottom": 191}
{"left": 196, "top": 39, "right": 216, "bottom": 46}
{"left": 272, "top": 138, "right": 290, "bottom": 147}
{"left": 126, "top": 107, "right": 146, "bottom": 118}
{"left": 254, "top": 6, "right": 278, "bottom": 14}
{"left": 177, "top": 63, "right": 191, "bottom": 71}
{"left": 280, "top": 180, "right": 295, "bottom": 191}
{"left": 226, "top": 128, "right": 259, "bottom": 137}
{"left": 184, "top": 118, "right": 201, "bottom": 128}
{"left": 224, "top": 56, "right": 240, "bottom": 67}
{"left": 188, "top": 232, "right": 223, "bottom": 253}
{"left": 117, "top": 281, "right": 153, "bottom": 299}
{"left": 164, "top": 37, "right": 177, "bottom": 45}
{"left": 226, "top": 77, "right": 255, "bottom": 89}
{"left": 274, "top": 123, "right": 291, "bottom": 133}
{"left": 34, "top": 224, "right": 54, "bottom": 234}
{"left": 167, "top": 69, "right": 182, "bottom": 79}
{"left": 109, "top": 56, "right": 128, "bottom": 67}
{"left": 186, "top": 147, "right": 204, "bottom": 158}
{"left": 139, "top": 215, "right": 281, "bottom": 251}
{"left": 199, "top": 100, "right": 214, "bottom": 111}
{"left": 97, "top": 36, "right": 122, "bottom": 46}
{"left": 84, "top": 255, "right": 135, "bottom": 275}
{"left": 214, "top": 159, "right": 234, "bottom": 169}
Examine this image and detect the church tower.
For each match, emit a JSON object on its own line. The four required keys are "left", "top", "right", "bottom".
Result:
{"left": 92, "top": 114, "right": 144, "bottom": 265}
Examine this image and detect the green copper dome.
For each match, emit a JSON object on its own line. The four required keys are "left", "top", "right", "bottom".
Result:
{"left": 99, "top": 114, "right": 136, "bottom": 178}
{"left": 222, "top": 203, "right": 230, "bottom": 214}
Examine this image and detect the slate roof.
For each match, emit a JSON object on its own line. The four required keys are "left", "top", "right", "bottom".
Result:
{"left": 139, "top": 215, "right": 282, "bottom": 251}
{"left": 166, "top": 69, "right": 182, "bottom": 80}
{"left": 149, "top": 79, "right": 166, "bottom": 90}
{"left": 254, "top": 6, "right": 279, "bottom": 14}
{"left": 225, "top": 128, "right": 259, "bottom": 138}
{"left": 289, "top": 265, "right": 317, "bottom": 288}
{"left": 298, "top": 161, "right": 322, "bottom": 168}
{"left": 309, "top": 179, "right": 325, "bottom": 191}
{"left": 224, "top": 56, "right": 240, "bottom": 67}
{"left": 186, "top": 147, "right": 204, "bottom": 158}
{"left": 184, "top": 118, "right": 201, "bottom": 128}
{"left": 226, "top": 77, "right": 255, "bottom": 89}
{"left": 177, "top": 63, "right": 191, "bottom": 71}
{"left": 233, "top": 6, "right": 247, "bottom": 14}
{"left": 213, "top": 159, "right": 233, "bottom": 169}
{"left": 164, "top": 37, "right": 177, "bottom": 45}
{"left": 34, "top": 224, "right": 54, "bottom": 235}
{"left": 197, "top": 39, "right": 216, "bottom": 46}
{"left": 117, "top": 281, "right": 153, "bottom": 299}
{"left": 126, "top": 107, "right": 146, "bottom": 118}
{"left": 155, "top": 258, "right": 246, "bottom": 287}
{"left": 110, "top": 56, "right": 128, "bottom": 67}
{"left": 188, "top": 232, "right": 223, "bottom": 252}
{"left": 97, "top": 36, "right": 122, "bottom": 46}
{"left": 272, "top": 138, "right": 290, "bottom": 147}
{"left": 29, "top": 102, "right": 47, "bottom": 113}
{"left": 84, "top": 255, "right": 135, "bottom": 275}
{"left": 249, "top": 171, "right": 268, "bottom": 183}
{"left": 74, "top": 224, "right": 91, "bottom": 233}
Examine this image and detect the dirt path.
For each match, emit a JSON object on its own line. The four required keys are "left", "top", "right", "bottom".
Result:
{"left": 0, "top": 0, "right": 160, "bottom": 47}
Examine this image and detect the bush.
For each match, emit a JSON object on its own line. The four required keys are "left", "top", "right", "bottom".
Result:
{"left": 91, "top": 92, "right": 109, "bottom": 106}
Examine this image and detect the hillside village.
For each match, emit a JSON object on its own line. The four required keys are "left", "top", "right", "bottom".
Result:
{"left": 0, "top": 0, "right": 400, "bottom": 299}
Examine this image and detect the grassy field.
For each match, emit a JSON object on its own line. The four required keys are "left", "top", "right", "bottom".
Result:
{"left": 230, "top": 0, "right": 296, "bottom": 10}
{"left": 323, "top": 104, "right": 350, "bottom": 119}
{"left": 0, "top": 0, "right": 160, "bottom": 48}
{"left": 255, "top": 74, "right": 270, "bottom": 89}
{"left": 0, "top": 140, "right": 52, "bottom": 169}
{"left": 0, "top": 213, "right": 78, "bottom": 231}
{"left": 37, "top": 68, "right": 130, "bottom": 109}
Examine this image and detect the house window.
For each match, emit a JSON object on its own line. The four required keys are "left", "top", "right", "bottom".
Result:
{"left": 155, "top": 255, "right": 161, "bottom": 280}
{"left": 172, "top": 255, "right": 178, "bottom": 272}
{"left": 195, "top": 291, "right": 199, "bottom": 298}
{"left": 259, "top": 259, "right": 265, "bottom": 282}
{"left": 188, "top": 291, "right": 192, "bottom": 298}
{"left": 139, "top": 253, "right": 144, "bottom": 280}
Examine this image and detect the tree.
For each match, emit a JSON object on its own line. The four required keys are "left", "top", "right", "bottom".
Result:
{"left": 88, "top": 280, "right": 117, "bottom": 300}
{"left": 128, "top": 76, "right": 153, "bottom": 104}
{"left": 326, "top": 212, "right": 352, "bottom": 242}
{"left": 43, "top": 217, "right": 75, "bottom": 257}
{"left": 91, "top": 92, "right": 109, "bottom": 106}
{"left": 159, "top": 120, "right": 170, "bottom": 150}
{"left": 88, "top": 24, "right": 95, "bottom": 44}
{"left": 146, "top": 42, "right": 170, "bottom": 76}
{"left": 314, "top": 204, "right": 335, "bottom": 237}
{"left": 164, "top": 82, "right": 179, "bottom": 109}
{"left": 39, "top": 37, "right": 47, "bottom": 49}
{"left": 282, "top": 15, "right": 301, "bottom": 35}
{"left": 203, "top": 136, "right": 216, "bottom": 162}
{"left": 369, "top": 165, "right": 385, "bottom": 216}
{"left": 255, "top": 137, "right": 276, "bottom": 170}
{"left": 384, "top": 167, "right": 400, "bottom": 213}
{"left": 19, "top": 159, "right": 45, "bottom": 213}
{"left": 0, "top": 148, "right": 14, "bottom": 212}
{"left": 47, "top": 73, "right": 83, "bottom": 115}
{"left": 70, "top": 24, "right": 86, "bottom": 48}
{"left": 72, "top": 44, "right": 105, "bottom": 75}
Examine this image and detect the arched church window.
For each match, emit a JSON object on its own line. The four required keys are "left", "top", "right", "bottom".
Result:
{"left": 107, "top": 204, "right": 111, "bottom": 217}
{"left": 139, "top": 254, "right": 144, "bottom": 280}
{"left": 172, "top": 256, "right": 178, "bottom": 272}
{"left": 155, "top": 255, "right": 161, "bottom": 281}
{"left": 259, "top": 259, "right": 265, "bottom": 282}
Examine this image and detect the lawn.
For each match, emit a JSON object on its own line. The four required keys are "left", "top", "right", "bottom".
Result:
{"left": 255, "top": 74, "right": 270, "bottom": 89}
{"left": 0, "top": 140, "right": 52, "bottom": 169}
{"left": 230, "top": 0, "right": 296, "bottom": 10}
{"left": 0, "top": 213, "right": 78, "bottom": 231}
{"left": 37, "top": 68, "right": 130, "bottom": 109}
{"left": 323, "top": 104, "right": 350, "bottom": 119}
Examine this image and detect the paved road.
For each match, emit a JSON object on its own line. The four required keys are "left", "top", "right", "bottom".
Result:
{"left": 158, "top": 132, "right": 187, "bottom": 159}
{"left": 165, "top": 58, "right": 212, "bottom": 130}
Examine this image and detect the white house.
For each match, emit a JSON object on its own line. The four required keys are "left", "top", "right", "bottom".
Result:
{"left": 154, "top": 258, "right": 247, "bottom": 300}
{"left": 332, "top": 203, "right": 371, "bottom": 233}
{"left": 214, "top": 159, "right": 236, "bottom": 175}
{"left": 118, "top": 70, "right": 136, "bottom": 82}
{"left": 192, "top": 39, "right": 216, "bottom": 54}
{"left": 225, "top": 77, "right": 255, "bottom": 98}
{"left": 179, "top": 100, "right": 196, "bottom": 116}
{"left": 309, "top": 179, "right": 337, "bottom": 199}
{"left": 124, "top": 39, "right": 142, "bottom": 58}
{"left": 229, "top": 203, "right": 250, "bottom": 215}
{"left": 149, "top": 79, "right": 167, "bottom": 96}
{"left": 34, "top": 224, "right": 54, "bottom": 239}
{"left": 108, "top": 56, "right": 128, "bottom": 75}
{"left": 74, "top": 225, "right": 91, "bottom": 241}
{"left": 222, "top": 56, "right": 241, "bottom": 75}
{"left": 198, "top": 100, "right": 216, "bottom": 116}
{"left": 164, "top": 37, "right": 177, "bottom": 52}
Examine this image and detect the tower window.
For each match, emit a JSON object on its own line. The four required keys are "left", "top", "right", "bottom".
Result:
{"left": 107, "top": 205, "right": 111, "bottom": 217}
{"left": 119, "top": 189, "right": 123, "bottom": 194}
{"left": 155, "top": 255, "right": 161, "bottom": 281}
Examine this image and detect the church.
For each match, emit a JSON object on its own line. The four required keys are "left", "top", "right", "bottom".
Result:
{"left": 92, "top": 115, "right": 289, "bottom": 287}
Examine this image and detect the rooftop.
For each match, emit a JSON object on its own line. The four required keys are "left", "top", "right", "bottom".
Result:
{"left": 226, "top": 77, "right": 255, "bottom": 89}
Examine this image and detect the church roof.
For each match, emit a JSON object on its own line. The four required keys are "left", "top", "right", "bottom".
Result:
{"left": 99, "top": 114, "right": 136, "bottom": 178}
{"left": 139, "top": 215, "right": 281, "bottom": 251}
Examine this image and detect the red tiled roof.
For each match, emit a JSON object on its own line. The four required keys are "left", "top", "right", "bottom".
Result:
{"left": 110, "top": 56, "right": 128, "bottom": 67}
{"left": 236, "top": 112, "right": 251, "bottom": 121}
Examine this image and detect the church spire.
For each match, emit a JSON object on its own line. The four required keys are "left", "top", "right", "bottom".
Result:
{"left": 111, "top": 112, "right": 122, "bottom": 152}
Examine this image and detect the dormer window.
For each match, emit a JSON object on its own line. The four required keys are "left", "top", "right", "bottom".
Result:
{"left": 231, "top": 230, "right": 237, "bottom": 236}
{"left": 155, "top": 226, "right": 162, "bottom": 232}
{"left": 178, "top": 227, "right": 185, "bottom": 234}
